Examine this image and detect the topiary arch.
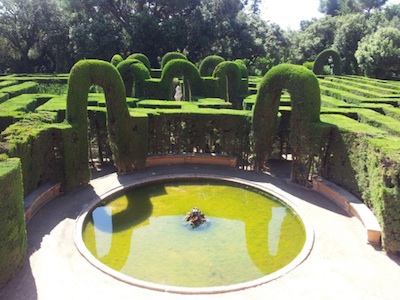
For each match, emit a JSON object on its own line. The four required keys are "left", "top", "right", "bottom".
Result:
{"left": 213, "top": 61, "right": 242, "bottom": 108}
{"left": 160, "top": 51, "right": 188, "bottom": 69}
{"left": 253, "top": 64, "right": 322, "bottom": 185}
{"left": 160, "top": 59, "right": 202, "bottom": 100}
{"left": 199, "top": 55, "right": 225, "bottom": 77}
{"left": 65, "top": 59, "right": 147, "bottom": 190}
{"left": 116, "top": 58, "right": 151, "bottom": 97}
{"left": 126, "top": 53, "right": 151, "bottom": 71}
{"left": 111, "top": 54, "right": 123, "bottom": 66}
{"left": 313, "top": 49, "right": 342, "bottom": 75}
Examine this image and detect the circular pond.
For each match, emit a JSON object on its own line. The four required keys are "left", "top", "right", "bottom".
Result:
{"left": 75, "top": 175, "right": 313, "bottom": 294}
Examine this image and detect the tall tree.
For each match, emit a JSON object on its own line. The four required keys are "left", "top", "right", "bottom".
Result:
{"left": 0, "top": 0, "right": 67, "bottom": 72}
{"left": 357, "top": 0, "right": 388, "bottom": 18}
{"left": 355, "top": 26, "right": 400, "bottom": 78}
{"left": 333, "top": 13, "right": 370, "bottom": 74}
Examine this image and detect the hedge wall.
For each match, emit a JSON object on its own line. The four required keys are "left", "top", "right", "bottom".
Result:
{"left": 320, "top": 114, "right": 400, "bottom": 251}
{"left": 0, "top": 158, "right": 26, "bottom": 289}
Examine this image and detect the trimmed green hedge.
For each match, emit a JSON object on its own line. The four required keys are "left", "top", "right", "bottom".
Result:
{"left": 199, "top": 55, "right": 225, "bottom": 77}
{"left": 111, "top": 54, "right": 123, "bottom": 66}
{"left": 313, "top": 49, "right": 342, "bottom": 75}
{"left": 213, "top": 61, "right": 243, "bottom": 108}
{"left": 126, "top": 53, "right": 152, "bottom": 71}
{"left": 117, "top": 59, "right": 151, "bottom": 97}
{"left": 0, "top": 81, "right": 38, "bottom": 98}
{"left": 253, "top": 64, "right": 323, "bottom": 185}
{"left": 65, "top": 59, "right": 147, "bottom": 190}
{"left": 160, "top": 51, "right": 187, "bottom": 69}
{"left": 0, "top": 158, "right": 26, "bottom": 289}
{"left": 321, "top": 114, "right": 400, "bottom": 251}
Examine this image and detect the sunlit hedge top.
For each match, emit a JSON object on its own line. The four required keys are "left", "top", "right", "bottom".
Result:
{"left": 111, "top": 54, "right": 123, "bottom": 66}
{"left": 199, "top": 55, "right": 225, "bottom": 76}
{"left": 126, "top": 53, "right": 151, "bottom": 71}
{"left": 160, "top": 51, "right": 188, "bottom": 69}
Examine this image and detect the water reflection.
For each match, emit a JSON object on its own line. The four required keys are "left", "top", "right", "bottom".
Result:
{"left": 268, "top": 207, "right": 287, "bottom": 256}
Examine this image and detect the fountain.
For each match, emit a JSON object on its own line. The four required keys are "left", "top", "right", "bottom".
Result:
{"left": 75, "top": 175, "right": 313, "bottom": 294}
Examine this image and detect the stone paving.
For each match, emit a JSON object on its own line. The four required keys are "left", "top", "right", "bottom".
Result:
{"left": 1, "top": 163, "right": 400, "bottom": 300}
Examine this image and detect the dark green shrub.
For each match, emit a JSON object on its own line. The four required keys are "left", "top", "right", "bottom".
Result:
{"left": 116, "top": 59, "right": 151, "bottom": 97}
{"left": 127, "top": 53, "right": 151, "bottom": 71}
{"left": 160, "top": 52, "right": 187, "bottom": 69}
{"left": 0, "top": 158, "right": 27, "bottom": 289}
{"left": 253, "top": 64, "right": 323, "bottom": 185}
{"left": 199, "top": 55, "right": 225, "bottom": 77}
{"left": 313, "top": 49, "right": 342, "bottom": 75}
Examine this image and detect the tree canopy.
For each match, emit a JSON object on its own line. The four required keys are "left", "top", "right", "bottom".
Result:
{"left": 0, "top": 0, "right": 399, "bottom": 78}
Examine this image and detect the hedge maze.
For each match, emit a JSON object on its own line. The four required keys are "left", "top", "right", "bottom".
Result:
{"left": 1, "top": 52, "right": 400, "bottom": 287}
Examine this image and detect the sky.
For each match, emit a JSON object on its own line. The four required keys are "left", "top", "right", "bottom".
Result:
{"left": 260, "top": 0, "right": 400, "bottom": 30}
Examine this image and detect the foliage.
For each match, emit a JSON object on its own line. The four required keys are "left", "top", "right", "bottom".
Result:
{"left": 65, "top": 59, "right": 147, "bottom": 190}
{"left": 355, "top": 26, "right": 400, "bottom": 79}
{"left": 0, "top": 0, "right": 68, "bottom": 72}
{"left": 126, "top": 53, "right": 152, "bottom": 71}
{"left": 313, "top": 49, "right": 342, "bottom": 75}
{"left": 116, "top": 58, "right": 151, "bottom": 97}
{"left": 253, "top": 64, "right": 322, "bottom": 185}
{"left": 199, "top": 55, "right": 226, "bottom": 77}
{"left": 333, "top": 13, "right": 370, "bottom": 74}
{"left": 0, "top": 158, "right": 26, "bottom": 289}
{"left": 160, "top": 52, "right": 188, "bottom": 69}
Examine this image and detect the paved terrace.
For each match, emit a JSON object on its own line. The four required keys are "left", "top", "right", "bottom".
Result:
{"left": 1, "top": 162, "right": 400, "bottom": 300}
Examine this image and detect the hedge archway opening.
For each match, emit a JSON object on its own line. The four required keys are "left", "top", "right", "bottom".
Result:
{"left": 160, "top": 59, "right": 202, "bottom": 100}
{"left": 313, "top": 49, "right": 342, "bottom": 75}
{"left": 65, "top": 59, "right": 147, "bottom": 190}
{"left": 213, "top": 61, "right": 242, "bottom": 108}
{"left": 253, "top": 64, "right": 322, "bottom": 185}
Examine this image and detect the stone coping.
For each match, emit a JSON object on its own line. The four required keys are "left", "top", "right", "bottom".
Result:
{"left": 24, "top": 181, "right": 62, "bottom": 224}
{"left": 312, "top": 176, "right": 382, "bottom": 244}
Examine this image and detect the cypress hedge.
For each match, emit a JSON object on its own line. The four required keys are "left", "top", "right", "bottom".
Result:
{"left": 0, "top": 158, "right": 26, "bottom": 289}
{"left": 65, "top": 59, "right": 147, "bottom": 190}
{"left": 199, "top": 55, "right": 225, "bottom": 77}
{"left": 160, "top": 51, "right": 188, "bottom": 69}
{"left": 253, "top": 64, "right": 323, "bottom": 185}
{"left": 313, "top": 49, "right": 342, "bottom": 76}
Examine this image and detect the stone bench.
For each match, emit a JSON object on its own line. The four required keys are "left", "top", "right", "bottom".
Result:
{"left": 24, "top": 181, "right": 62, "bottom": 224}
{"left": 146, "top": 154, "right": 237, "bottom": 167}
{"left": 312, "top": 176, "right": 381, "bottom": 245}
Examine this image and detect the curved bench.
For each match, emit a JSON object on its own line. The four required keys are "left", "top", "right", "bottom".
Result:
{"left": 24, "top": 182, "right": 62, "bottom": 224}
{"left": 312, "top": 176, "right": 381, "bottom": 245}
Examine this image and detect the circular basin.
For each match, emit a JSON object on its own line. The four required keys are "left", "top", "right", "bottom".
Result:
{"left": 75, "top": 174, "right": 313, "bottom": 294}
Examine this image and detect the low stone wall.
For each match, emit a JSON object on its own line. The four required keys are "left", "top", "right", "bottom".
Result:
{"left": 313, "top": 176, "right": 381, "bottom": 244}
{"left": 24, "top": 182, "right": 62, "bottom": 224}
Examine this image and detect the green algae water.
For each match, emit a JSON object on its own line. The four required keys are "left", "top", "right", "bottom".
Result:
{"left": 82, "top": 179, "right": 306, "bottom": 288}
